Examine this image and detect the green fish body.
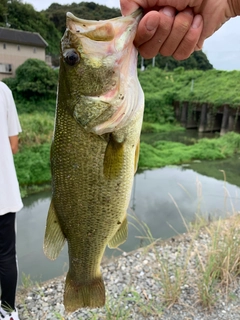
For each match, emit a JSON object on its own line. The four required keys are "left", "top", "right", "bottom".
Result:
{"left": 44, "top": 10, "right": 144, "bottom": 312}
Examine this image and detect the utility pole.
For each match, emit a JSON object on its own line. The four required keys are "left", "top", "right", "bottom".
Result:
{"left": 152, "top": 56, "right": 155, "bottom": 67}
{"left": 141, "top": 56, "right": 145, "bottom": 71}
{"left": 191, "top": 79, "right": 194, "bottom": 92}
{"left": 4, "top": 0, "right": 12, "bottom": 27}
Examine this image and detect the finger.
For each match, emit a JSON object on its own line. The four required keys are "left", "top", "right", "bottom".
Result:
{"left": 173, "top": 14, "right": 203, "bottom": 60}
{"left": 136, "top": 7, "right": 176, "bottom": 59}
{"left": 195, "top": 13, "right": 230, "bottom": 52}
{"left": 134, "top": 11, "right": 161, "bottom": 49}
{"left": 195, "top": 34, "right": 205, "bottom": 51}
{"left": 160, "top": 7, "right": 194, "bottom": 57}
{"left": 120, "top": 0, "right": 195, "bottom": 15}
{"left": 195, "top": 43, "right": 203, "bottom": 51}
{"left": 120, "top": 0, "right": 141, "bottom": 16}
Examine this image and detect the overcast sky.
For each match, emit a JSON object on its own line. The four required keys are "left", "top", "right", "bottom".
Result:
{"left": 24, "top": 0, "right": 240, "bottom": 71}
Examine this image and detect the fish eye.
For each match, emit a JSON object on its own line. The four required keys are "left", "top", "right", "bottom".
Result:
{"left": 64, "top": 49, "right": 80, "bottom": 66}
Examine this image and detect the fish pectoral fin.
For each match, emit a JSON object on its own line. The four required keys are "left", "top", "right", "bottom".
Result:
{"left": 108, "top": 215, "right": 128, "bottom": 248}
{"left": 43, "top": 200, "right": 66, "bottom": 260}
{"left": 103, "top": 133, "right": 125, "bottom": 179}
{"left": 134, "top": 139, "right": 140, "bottom": 174}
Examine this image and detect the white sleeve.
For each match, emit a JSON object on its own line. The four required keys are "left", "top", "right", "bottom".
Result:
{"left": 7, "top": 88, "right": 22, "bottom": 137}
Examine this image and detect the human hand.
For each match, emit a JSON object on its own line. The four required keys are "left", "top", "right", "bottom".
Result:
{"left": 120, "top": 0, "right": 240, "bottom": 60}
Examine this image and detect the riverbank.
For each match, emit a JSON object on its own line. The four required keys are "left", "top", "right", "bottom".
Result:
{"left": 16, "top": 128, "right": 240, "bottom": 198}
{"left": 16, "top": 214, "right": 240, "bottom": 320}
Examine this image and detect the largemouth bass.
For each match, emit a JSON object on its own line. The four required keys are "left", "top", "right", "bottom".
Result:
{"left": 44, "top": 9, "right": 144, "bottom": 312}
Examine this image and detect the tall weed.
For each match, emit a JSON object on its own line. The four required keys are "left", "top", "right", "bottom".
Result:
{"left": 19, "top": 112, "right": 54, "bottom": 148}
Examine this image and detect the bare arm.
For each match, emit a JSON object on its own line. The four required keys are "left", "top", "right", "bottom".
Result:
{"left": 120, "top": 0, "right": 240, "bottom": 60}
{"left": 9, "top": 135, "right": 19, "bottom": 154}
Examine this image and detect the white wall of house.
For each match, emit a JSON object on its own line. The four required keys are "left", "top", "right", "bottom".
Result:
{"left": 0, "top": 42, "right": 46, "bottom": 80}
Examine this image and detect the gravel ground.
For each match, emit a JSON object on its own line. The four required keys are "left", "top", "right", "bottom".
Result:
{"left": 16, "top": 228, "right": 240, "bottom": 320}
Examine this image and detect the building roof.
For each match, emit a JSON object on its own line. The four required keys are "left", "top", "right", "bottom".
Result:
{"left": 0, "top": 27, "right": 48, "bottom": 47}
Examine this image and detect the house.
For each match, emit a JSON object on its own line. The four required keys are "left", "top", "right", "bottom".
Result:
{"left": 0, "top": 27, "right": 50, "bottom": 81}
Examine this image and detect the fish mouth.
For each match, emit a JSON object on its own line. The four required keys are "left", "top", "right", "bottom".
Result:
{"left": 66, "top": 9, "right": 142, "bottom": 45}
{"left": 66, "top": 8, "right": 143, "bottom": 30}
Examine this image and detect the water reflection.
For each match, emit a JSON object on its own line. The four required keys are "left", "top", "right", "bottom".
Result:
{"left": 17, "top": 165, "right": 240, "bottom": 284}
{"left": 140, "top": 129, "right": 218, "bottom": 146}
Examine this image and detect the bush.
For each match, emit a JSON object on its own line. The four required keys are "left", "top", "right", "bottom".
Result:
{"left": 138, "top": 132, "right": 240, "bottom": 169}
{"left": 14, "top": 143, "right": 51, "bottom": 186}
{"left": 3, "top": 59, "right": 58, "bottom": 102}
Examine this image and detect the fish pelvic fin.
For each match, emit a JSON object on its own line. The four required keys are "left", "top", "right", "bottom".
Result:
{"left": 134, "top": 139, "right": 140, "bottom": 174}
{"left": 103, "top": 134, "right": 124, "bottom": 179}
{"left": 64, "top": 273, "right": 105, "bottom": 311}
{"left": 108, "top": 215, "right": 128, "bottom": 248}
{"left": 43, "top": 200, "right": 66, "bottom": 260}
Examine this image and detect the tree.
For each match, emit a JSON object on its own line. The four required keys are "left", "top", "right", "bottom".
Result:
{"left": 193, "top": 50, "right": 213, "bottom": 70}
{"left": 45, "top": 1, "right": 121, "bottom": 35}
{"left": 138, "top": 51, "right": 213, "bottom": 71}
{"left": 4, "top": 59, "right": 58, "bottom": 101}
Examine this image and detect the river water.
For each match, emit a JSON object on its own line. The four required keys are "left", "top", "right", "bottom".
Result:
{"left": 17, "top": 160, "right": 240, "bottom": 285}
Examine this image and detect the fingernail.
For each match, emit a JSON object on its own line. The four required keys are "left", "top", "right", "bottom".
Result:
{"left": 146, "top": 17, "right": 159, "bottom": 31}
{"left": 162, "top": 6, "right": 175, "bottom": 17}
{"left": 192, "top": 15, "right": 202, "bottom": 29}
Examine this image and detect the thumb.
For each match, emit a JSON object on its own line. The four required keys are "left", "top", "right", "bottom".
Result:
{"left": 120, "top": 0, "right": 140, "bottom": 16}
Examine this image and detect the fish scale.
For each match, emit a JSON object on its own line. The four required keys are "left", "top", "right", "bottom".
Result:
{"left": 44, "top": 9, "right": 144, "bottom": 312}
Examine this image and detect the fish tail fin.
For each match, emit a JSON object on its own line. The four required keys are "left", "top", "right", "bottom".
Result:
{"left": 64, "top": 272, "right": 105, "bottom": 311}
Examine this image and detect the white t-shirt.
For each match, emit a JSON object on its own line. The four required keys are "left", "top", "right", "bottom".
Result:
{"left": 0, "top": 81, "right": 23, "bottom": 215}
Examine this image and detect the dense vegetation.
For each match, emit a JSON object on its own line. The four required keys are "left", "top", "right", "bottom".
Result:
{"left": 0, "top": 0, "right": 212, "bottom": 70}
{"left": 140, "top": 50, "right": 213, "bottom": 71}
{"left": 4, "top": 59, "right": 58, "bottom": 105}
{"left": 139, "top": 131, "right": 240, "bottom": 168}
{"left": 3, "top": 59, "right": 57, "bottom": 118}
{"left": 14, "top": 109, "right": 240, "bottom": 197}
{"left": 4, "top": 59, "right": 238, "bottom": 196}
{"left": 45, "top": 1, "right": 120, "bottom": 35}
{"left": 139, "top": 67, "right": 240, "bottom": 111}
{"left": 15, "top": 113, "right": 53, "bottom": 195}
{"left": 5, "top": 59, "right": 239, "bottom": 114}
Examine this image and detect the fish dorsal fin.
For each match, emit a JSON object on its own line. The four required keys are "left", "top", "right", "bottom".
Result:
{"left": 108, "top": 215, "right": 128, "bottom": 248}
{"left": 103, "top": 134, "right": 124, "bottom": 179}
{"left": 43, "top": 200, "right": 66, "bottom": 260}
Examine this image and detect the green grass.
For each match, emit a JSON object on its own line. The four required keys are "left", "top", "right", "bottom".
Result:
{"left": 15, "top": 113, "right": 188, "bottom": 196}
{"left": 195, "top": 215, "right": 240, "bottom": 308}
{"left": 141, "top": 122, "right": 185, "bottom": 133}
{"left": 15, "top": 110, "right": 240, "bottom": 197}
{"left": 139, "top": 68, "right": 240, "bottom": 107}
{"left": 19, "top": 112, "right": 54, "bottom": 147}
{"left": 139, "top": 131, "right": 240, "bottom": 168}
{"left": 14, "top": 143, "right": 51, "bottom": 186}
